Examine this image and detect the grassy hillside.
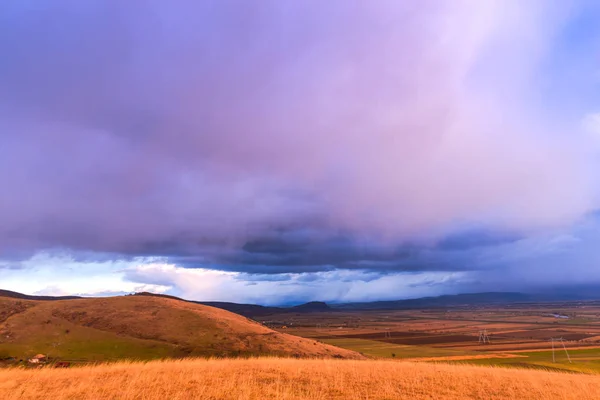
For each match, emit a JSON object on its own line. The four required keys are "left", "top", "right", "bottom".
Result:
{"left": 1, "top": 358, "right": 599, "bottom": 400}
{"left": 0, "top": 296, "right": 361, "bottom": 361}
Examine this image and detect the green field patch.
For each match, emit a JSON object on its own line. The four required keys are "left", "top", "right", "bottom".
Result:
{"left": 0, "top": 323, "right": 181, "bottom": 362}
{"left": 320, "top": 338, "right": 473, "bottom": 359}
{"left": 443, "top": 348, "right": 600, "bottom": 374}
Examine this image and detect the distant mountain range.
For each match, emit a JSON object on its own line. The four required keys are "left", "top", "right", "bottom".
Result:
{"left": 134, "top": 292, "right": 332, "bottom": 317}
{"left": 0, "top": 289, "right": 80, "bottom": 301}
{"left": 331, "top": 290, "right": 600, "bottom": 311}
{"left": 330, "top": 292, "right": 533, "bottom": 310}
{"left": 2, "top": 289, "right": 600, "bottom": 319}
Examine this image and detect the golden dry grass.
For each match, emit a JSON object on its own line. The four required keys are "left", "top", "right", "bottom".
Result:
{"left": 1, "top": 358, "right": 600, "bottom": 400}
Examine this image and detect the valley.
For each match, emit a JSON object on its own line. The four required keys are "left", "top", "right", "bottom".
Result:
{"left": 255, "top": 301, "right": 600, "bottom": 373}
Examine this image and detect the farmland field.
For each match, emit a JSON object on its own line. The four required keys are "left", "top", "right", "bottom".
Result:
{"left": 256, "top": 301, "right": 600, "bottom": 373}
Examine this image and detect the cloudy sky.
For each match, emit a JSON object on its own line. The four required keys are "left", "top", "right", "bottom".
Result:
{"left": 1, "top": 1, "right": 600, "bottom": 305}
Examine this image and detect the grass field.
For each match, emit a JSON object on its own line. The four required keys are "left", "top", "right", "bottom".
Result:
{"left": 2, "top": 357, "right": 600, "bottom": 400}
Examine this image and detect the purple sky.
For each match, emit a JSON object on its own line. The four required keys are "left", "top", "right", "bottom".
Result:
{"left": 2, "top": 1, "right": 600, "bottom": 304}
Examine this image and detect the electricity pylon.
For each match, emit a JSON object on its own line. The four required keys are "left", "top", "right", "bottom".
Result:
{"left": 478, "top": 329, "right": 491, "bottom": 344}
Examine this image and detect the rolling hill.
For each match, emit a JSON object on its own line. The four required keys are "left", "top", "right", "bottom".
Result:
{"left": 0, "top": 290, "right": 333, "bottom": 318}
{"left": 0, "top": 294, "right": 362, "bottom": 361}
{"left": 5, "top": 289, "right": 600, "bottom": 320}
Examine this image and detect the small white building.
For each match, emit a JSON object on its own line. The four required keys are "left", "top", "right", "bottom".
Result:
{"left": 28, "top": 354, "right": 47, "bottom": 364}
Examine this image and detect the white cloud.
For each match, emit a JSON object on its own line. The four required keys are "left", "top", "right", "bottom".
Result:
{"left": 123, "top": 263, "right": 471, "bottom": 305}
{"left": 0, "top": 251, "right": 170, "bottom": 297}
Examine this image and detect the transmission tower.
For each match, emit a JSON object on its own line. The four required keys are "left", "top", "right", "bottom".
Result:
{"left": 384, "top": 328, "right": 392, "bottom": 339}
{"left": 478, "top": 329, "right": 491, "bottom": 344}
{"left": 550, "top": 337, "right": 572, "bottom": 363}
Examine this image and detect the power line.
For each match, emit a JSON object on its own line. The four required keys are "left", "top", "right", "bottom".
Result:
{"left": 550, "top": 337, "right": 572, "bottom": 363}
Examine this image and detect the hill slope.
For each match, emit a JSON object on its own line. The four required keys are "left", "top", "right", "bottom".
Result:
{"left": 1, "top": 357, "right": 598, "bottom": 400}
{"left": 0, "top": 295, "right": 362, "bottom": 361}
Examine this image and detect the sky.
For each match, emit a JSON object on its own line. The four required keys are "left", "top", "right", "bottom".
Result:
{"left": 1, "top": 1, "right": 600, "bottom": 305}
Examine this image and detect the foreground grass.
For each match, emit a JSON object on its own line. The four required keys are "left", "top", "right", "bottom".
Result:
{"left": 1, "top": 358, "right": 600, "bottom": 400}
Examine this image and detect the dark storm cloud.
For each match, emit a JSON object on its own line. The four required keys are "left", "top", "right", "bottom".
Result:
{"left": 93, "top": 226, "right": 520, "bottom": 274}
{"left": 1, "top": 0, "right": 599, "bottom": 295}
{"left": 121, "top": 227, "right": 480, "bottom": 274}
{"left": 435, "top": 230, "right": 522, "bottom": 251}
{"left": 164, "top": 241, "right": 481, "bottom": 275}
